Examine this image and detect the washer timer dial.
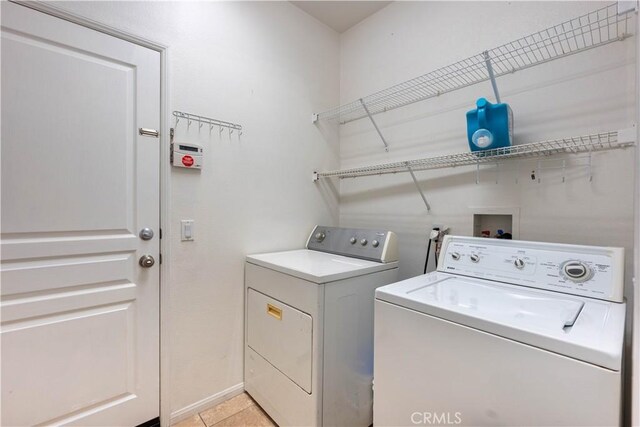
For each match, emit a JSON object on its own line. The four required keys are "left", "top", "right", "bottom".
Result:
{"left": 561, "top": 261, "right": 593, "bottom": 282}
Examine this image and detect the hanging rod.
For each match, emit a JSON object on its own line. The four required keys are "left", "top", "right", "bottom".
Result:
{"left": 313, "top": 129, "right": 636, "bottom": 181}
{"left": 173, "top": 110, "right": 242, "bottom": 133}
{"left": 313, "top": 3, "right": 635, "bottom": 125}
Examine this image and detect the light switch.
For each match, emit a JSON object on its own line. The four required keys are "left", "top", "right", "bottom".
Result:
{"left": 181, "top": 220, "right": 194, "bottom": 241}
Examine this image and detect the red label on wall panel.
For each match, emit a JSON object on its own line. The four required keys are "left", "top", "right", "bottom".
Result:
{"left": 182, "top": 155, "right": 194, "bottom": 167}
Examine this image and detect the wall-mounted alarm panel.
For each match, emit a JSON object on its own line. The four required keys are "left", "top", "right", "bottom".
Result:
{"left": 171, "top": 142, "right": 203, "bottom": 169}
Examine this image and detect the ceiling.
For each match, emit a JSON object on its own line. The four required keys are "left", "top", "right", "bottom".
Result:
{"left": 291, "top": 1, "right": 392, "bottom": 33}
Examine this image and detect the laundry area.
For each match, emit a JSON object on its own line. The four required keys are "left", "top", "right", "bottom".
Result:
{"left": 1, "top": 1, "right": 639, "bottom": 426}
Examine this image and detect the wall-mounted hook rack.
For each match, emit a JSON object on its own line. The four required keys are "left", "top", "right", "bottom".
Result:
{"left": 173, "top": 110, "right": 242, "bottom": 137}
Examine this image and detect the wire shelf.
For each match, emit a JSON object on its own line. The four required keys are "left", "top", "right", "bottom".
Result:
{"left": 315, "top": 3, "right": 634, "bottom": 124}
{"left": 314, "top": 131, "right": 635, "bottom": 180}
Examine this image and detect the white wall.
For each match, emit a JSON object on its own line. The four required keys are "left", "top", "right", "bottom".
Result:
{"left": 338, "top": 0, "right": 636, "bottom": 421}
{"left": 53, "top": 0, "right": 340, "bottom": 417}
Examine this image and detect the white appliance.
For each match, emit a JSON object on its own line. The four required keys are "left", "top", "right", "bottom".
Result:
{"left": 245, "top": 226, "right": 399, "bottom": 426}
{"left": 374, "top": 236, "right": 626, "bottom": 427}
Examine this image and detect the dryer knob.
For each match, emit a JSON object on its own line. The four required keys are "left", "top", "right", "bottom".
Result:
{"left": 350, "top": 237, "right": 357, "bottom": 244}
{"left": 514, "top": 258, "right": 525, "bottom": 269}
{"left": 360, "top": 239, "right": 368, "bottom": 246}
{"left": 470, "top": 254, "right": 480, "bottom": 263}
{"left": 451, "top": 252, "right": 461, "bottom": 261}
{"left": 315, "top": 232, "right": 326, "bottom": 242}
{"left": 372, "top": 240, "right": 379, "bottom": 248}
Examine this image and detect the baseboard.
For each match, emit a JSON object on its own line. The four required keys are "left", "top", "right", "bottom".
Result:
{"left": 170, "top": 383, "right": 244, "bottom": 425}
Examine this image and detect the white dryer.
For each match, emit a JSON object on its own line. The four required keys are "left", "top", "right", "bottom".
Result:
{"left": 245, "top": 226, "right": 399, "bottom": 426}
{"left": 374, "top": 235, "right": 626, "bottom": 427}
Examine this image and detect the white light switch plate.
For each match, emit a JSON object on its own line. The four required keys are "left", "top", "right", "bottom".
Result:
{"left": 181, "top": 220, "right": 194, "bottom": 241}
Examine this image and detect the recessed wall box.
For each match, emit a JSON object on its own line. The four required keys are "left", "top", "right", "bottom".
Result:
{"left": 171, "top": 142, "right": 203, "bottom": 169}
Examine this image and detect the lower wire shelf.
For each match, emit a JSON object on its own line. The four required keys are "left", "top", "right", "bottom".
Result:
{"left": 313, "top": 130, "right": 635, "bottom": 181}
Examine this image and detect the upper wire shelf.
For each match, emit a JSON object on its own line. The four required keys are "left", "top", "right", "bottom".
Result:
{"left": 313, "top": 130, "right": 635, "bottom": 180}
{"left": 314, "top": 3, "right": 635, "bottom": 125}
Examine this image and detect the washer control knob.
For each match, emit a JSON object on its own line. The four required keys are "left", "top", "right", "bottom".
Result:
{"left": 562, "top": 261, "right": 591, "bottom": 281}
{"left": 470, "top": 254, "right": 480, "bottom": 263}
{"left": 350, "top": 237, "right": 357, "bottom": 244}
{"left": 372, "top": 240, "right": 379, "bottom": 248}
{"left": 360, "top": 239, "right": 368, "bottom": 246}
{"left": 315, "top": 232, "right": 326, "bottom": 242}
{"left": 451, "top": 252, "right": 461, "bottom": 261}
{"left": 514, "top": 258, "right": 525, "bottom": 269}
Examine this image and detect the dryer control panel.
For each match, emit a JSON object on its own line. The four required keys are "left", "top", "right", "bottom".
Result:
{"left": 306, "top": 225, "right": 398, "bottom": 263}
{"left": 438, "top": 236, "right": 624, "bottom": 302}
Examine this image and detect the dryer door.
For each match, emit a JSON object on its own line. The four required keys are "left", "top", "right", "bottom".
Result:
{"left": 247, "top": 289, "right": 313, "bottom": 393}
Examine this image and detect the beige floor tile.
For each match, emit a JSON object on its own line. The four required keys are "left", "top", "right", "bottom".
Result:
{"left": 200, "top": 393, "right": 255, "bottom": 426}
{"left": 172, "top": 414, "right": 206, "bottom": 427}
{"left": 211, "top": 405, "right": 276, "bottom": 427}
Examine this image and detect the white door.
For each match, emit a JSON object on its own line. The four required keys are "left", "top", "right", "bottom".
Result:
{"left": 1, "top": 3, "right": 160, "bottom": 426}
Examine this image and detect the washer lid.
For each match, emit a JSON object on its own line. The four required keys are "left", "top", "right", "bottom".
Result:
{"left": 376, "top": 272, "right": 626, "bottom": 371}
{"left": 246, "top": 249, "right": 397, "bottom": 284}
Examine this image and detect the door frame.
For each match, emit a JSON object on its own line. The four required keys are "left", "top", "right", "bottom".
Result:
{"left": 8, "top": 2, "right": 173, "bottom": 425}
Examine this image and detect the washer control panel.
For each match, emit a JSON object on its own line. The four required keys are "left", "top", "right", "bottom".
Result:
{"left": 439, "top": 236, "right": 624, "bottom": 302}
{"left": 306, "top": 225, "right": 398, "bottom": 263}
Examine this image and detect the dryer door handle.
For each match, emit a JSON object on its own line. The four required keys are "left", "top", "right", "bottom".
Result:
{"left": 267, "top": 303, "right": 282, "bottom": 321}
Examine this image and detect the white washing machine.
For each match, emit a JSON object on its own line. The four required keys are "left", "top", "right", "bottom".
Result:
{"left": 245, "top": 225, "right": 399, "bottom": 426}
{"left": 374, "top": 235, "right": 626, "bottom": 427}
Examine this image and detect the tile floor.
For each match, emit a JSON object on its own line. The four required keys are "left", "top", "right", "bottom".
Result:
{"left": 172, "top": 393, "right": 276, "bottom": 427}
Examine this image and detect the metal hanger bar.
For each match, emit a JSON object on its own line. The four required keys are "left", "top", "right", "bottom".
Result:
{"left": 360, "top": 99, "right": 390, "bottom": 152}
{"left": 406, "top": 164, "right": 431, "bottom": 211}
{"left": 483, "top": 51, "right": 501, "bottom": 103}
{"left": 173, "top": 110, "right": 242, "bottom": 131}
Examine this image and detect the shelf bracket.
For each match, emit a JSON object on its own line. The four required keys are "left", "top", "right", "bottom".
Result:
{"left": 360, "top": 98, "right": 390, "bottom": 152}
{"left": 406, "top": 163, "right": 431, "bottom": 211}
{"left": 483, "top": 51, "right": 501, "bottom": 103}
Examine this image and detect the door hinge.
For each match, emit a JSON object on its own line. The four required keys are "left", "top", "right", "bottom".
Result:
{"left": 159, "top": 253, "right": 162, "bottom": 264}
{"left": 159, "top": 228, "right": 162, "bottom": 239}
{"left": 139, "top": 128, "right": 159, "bottom": 138}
